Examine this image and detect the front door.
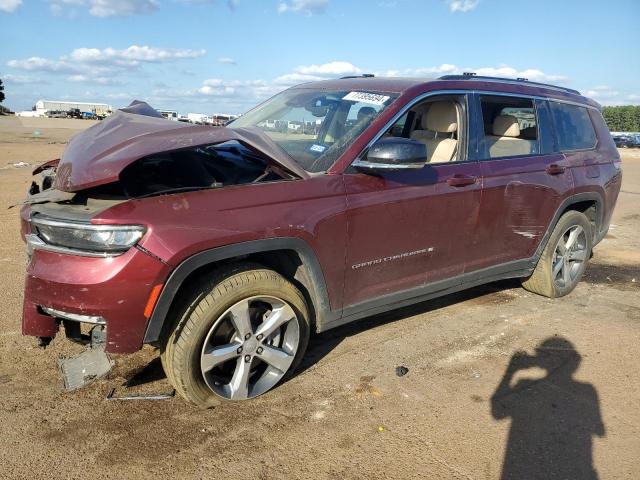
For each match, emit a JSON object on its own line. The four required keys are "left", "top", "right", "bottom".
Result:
{"left": 342, "top": 94, "right": 482, "bottom": 308}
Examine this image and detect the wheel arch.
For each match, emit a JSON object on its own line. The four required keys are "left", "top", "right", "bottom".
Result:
{"left": 143, "top": 238, "right": 336, "bottom": 344}
{"left": 533, "top": 191, "right": 604, "bottom": 263}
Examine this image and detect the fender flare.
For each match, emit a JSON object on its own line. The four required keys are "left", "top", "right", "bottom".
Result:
{"left": 531, "top": 191, "right": 604, "bottom": 264}
{"left": 143, "top": 237, "right": 336, "bottom": 344}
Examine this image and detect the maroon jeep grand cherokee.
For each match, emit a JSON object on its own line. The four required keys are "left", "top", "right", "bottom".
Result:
{"left": 20, "top": 74, "right": 621, "bottom": 405}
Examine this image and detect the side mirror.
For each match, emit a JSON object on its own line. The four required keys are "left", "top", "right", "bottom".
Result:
{"left": 353, "top": 137, "right": 427, "bottom": 171}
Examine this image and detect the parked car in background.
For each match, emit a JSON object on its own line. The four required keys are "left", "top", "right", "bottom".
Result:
{"left": 66, "top": 108, "right": 82, "bottom": 119}
{"left": 613, "top": 136, "right": 633, "bottom": 148}
{"left": 45, "top": 110, "right": 67, "bottom": 118}
{"left": 19, "top": 76, "right": 621, "bottom": 407}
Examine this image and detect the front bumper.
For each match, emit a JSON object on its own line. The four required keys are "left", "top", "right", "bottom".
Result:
{"left": 22, "top": 241, "right": 170, "bottom": 353}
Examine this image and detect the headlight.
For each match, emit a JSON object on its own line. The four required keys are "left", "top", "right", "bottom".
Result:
{"left": 31, "top": 215, "right": 145, "bottom": 256}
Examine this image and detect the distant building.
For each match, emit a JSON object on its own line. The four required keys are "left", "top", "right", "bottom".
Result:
{"left": 34, "top": 100, "right": 113, "bottom": 115}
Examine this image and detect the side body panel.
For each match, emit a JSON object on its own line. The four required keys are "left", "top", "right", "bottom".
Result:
{"left": 95, "top": 175, "right": 348, "bottom": 312}
{"left": 342, "top": 161, "right": 482, "bottom": 306}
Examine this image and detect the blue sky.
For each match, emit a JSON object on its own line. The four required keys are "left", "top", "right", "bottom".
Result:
{"left": 1, "top": 0, "right": 639, "bottom": 114}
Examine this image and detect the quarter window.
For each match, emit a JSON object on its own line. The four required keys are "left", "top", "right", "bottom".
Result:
{"left": 548, "top": 102, "right": 597, "bottom": 151}
{"left": 480, "top": 96, "right": 539, "bottom": 159}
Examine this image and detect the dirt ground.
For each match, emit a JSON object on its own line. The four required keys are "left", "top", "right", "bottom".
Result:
{"left": 0, "top": 116, "right": 638, "bottom": 480}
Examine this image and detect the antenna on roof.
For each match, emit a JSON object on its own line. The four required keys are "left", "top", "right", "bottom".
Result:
{"left": 462, "top": 72, "right": 476, "bottom": 77}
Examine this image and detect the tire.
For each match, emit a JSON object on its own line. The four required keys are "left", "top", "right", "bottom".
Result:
{"left": 160, "top": 264, "right": 310, "bottom": 408}
{"left": 522, "top": 210, "right": 592, "bottom": 298}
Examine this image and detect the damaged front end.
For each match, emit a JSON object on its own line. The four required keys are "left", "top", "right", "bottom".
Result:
{"left": 20, "top": 101, "right": 305, "bottom": 389}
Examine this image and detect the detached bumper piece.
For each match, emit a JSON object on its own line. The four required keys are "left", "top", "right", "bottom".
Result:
{"left": 58, "top": 345, "right": 113, "bottom": 391}
{"left": 58, "top": 324, "right": 113, "bottom": 391}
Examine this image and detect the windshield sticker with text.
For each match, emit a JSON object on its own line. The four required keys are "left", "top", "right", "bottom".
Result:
{"left": 342, "top": 91, "right": 390, "bottom": 106}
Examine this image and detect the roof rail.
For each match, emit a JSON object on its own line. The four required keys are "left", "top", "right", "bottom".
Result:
{"left": 340, "top": 73, "right": 375, "bottom": 79}
{"left": 438, "top": 74, "right": 580, "bottom": 95}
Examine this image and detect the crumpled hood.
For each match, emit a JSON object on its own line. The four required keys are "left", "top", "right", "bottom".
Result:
{"left": 53, "top": 101, "right": 308, "bottom": 192}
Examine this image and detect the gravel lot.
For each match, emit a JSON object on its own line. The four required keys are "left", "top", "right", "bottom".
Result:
{"left": 1, "top": 116, "right": 638, "bottom": 480}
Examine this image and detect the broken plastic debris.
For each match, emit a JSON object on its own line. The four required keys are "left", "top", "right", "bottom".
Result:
{"left": 471, "top": 371, "right": 481, "bottom": 379}
{"left": 395, "top": 366, "right": 409, "bottom": 377}
{"left": 13, "top": 162, "right": 30, "bottom": 168}
{"left": 58, "top": 347, "right": 113, "bottom": 391}
{"left": 377, "top": 425, "right": 385, "bottom": 432}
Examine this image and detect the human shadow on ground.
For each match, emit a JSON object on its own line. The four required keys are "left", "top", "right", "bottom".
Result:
{"left": 491, "top": 337, "right": 605, "bottom": 480}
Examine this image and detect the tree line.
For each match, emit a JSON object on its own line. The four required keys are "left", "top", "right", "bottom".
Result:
{"left": 602, "top": 105, "right": 640, "bottom": 132}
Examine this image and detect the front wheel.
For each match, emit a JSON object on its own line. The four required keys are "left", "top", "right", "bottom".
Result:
{"left": 522, "top": 211, "right": 592, "bottom": 298}
{"left": 161, "top": 265, "right": 310, "bottom": 407}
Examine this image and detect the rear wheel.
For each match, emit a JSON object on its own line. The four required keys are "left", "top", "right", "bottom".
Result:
{"left": 161, "top": 265, "right": 310, "bottom": 407}
{"left": 522, "top": 211, "right": 592, "bottom": 298}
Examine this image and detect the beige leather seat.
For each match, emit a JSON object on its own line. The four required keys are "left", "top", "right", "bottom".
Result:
{"left": 410, "top": 101, "right": 458, "bottom": 163}
{"left": 487, "top": 115, "right": 534, "bottom": 157}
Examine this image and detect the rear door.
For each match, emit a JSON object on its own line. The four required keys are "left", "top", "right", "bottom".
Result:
{"left": 469, "top": 94, "right": 573, "bottom": 272}
{"left": 342, "top": 93, "right": 483, "bottom": 307}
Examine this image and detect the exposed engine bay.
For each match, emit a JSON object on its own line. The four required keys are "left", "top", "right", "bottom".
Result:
{"left": 24, "top": 141, "right": 291, "bottom": 218}
{"left": 95, "top": 141, "right": 289, "bottom": 198}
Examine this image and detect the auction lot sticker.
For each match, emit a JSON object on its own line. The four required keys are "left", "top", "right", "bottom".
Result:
{"left": 343, "top": 91, "right": 390, "bottom": 106}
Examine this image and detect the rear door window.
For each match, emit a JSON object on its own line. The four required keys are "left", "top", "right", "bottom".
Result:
{"left": 548, "top": 102, "right": 597, "bottom": 151}
{"left": 479, "top": 96, "right": 540, "bottom": 159}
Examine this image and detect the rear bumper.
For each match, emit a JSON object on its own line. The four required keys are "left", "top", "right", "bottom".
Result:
{"left": 22, "top": 244, "right": 170, "bottom": 353}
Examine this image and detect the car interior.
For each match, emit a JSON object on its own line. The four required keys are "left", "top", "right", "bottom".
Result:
{"left": 480, "top": 96, "right": 540, "bottom": 158}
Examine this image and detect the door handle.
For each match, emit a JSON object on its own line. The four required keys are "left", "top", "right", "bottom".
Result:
{"left": 447, "top": 174, "right": 477, "bottom": 187}
{"left": 546, "top": 164, "right": 566, "bottom": 175}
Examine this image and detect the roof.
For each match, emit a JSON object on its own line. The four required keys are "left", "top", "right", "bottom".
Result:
{"left": 290, "top": 75, "right": 599, "bottom": 108}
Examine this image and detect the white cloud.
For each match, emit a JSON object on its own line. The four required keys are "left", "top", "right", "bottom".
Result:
{"left": 48, "top": 0, "right": 158, "bottom": 17}
{"left": 1, "top": 73, "right": 42, "bottom": 84}
{"left": 7, "top": 57, "right": 72, "bottom": 72}
{"left": 446, "top": 0, "right": 479, "bottom": 13}
{"left": 584, "top": 86, "right": 620, "bottom": 101}
{"left": 218, "top": 57, "right": 237, "bottom": 65}
{"left": 277, "top": 0, "right": 328, "bottom": 16}
{"left": 273, "top": 72, "right": 324, "bottom": 86}
{"left": 8, "top": 45, "right": 206, "bottom": 75}
{"left": 69, "top": 45, "right": 206, "bottom": 64}
{"left": 0, "top": 0, "right": 22, "bottom": 13}
{"left": 68, "top": 74, "right": 124, "bottom": 85}
{"left": 297, "top": 61, "right": 360, "bottom": 76}
{"left": 272, "top": 61, "right": 361, "bottom": 86}
{"left": 380, "top": 63, "right": 567, "bottom": 83}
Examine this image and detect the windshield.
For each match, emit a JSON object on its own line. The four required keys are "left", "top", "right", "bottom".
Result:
{"left": 229, "top": 88, "right": 398, "bottom": 173}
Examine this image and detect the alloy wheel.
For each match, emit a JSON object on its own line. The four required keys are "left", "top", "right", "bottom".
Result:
{"left": 200, "top": 295, "right": 300, "bottom": 400}
{"left": 552, "top": 225, "right": 588, "bottom": 288}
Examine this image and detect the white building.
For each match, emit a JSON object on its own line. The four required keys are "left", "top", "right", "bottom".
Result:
{"left": 34, "top": 100, "right": 113, "bottom": 115}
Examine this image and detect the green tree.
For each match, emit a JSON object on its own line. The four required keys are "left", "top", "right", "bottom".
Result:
{"left": 0, "top": 78, "right": 5, "bottom": 104}
{"left": 602, "top": 105, "right": 640, "bottom": 132}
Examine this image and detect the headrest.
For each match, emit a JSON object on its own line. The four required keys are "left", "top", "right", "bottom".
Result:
{"left": 357, "top": 106, "right": 377, "bottom": 121}
{"left": 492, "top": 115, "right": 520, "bottom": 137}
{"left": 423, "top": 101, "right": 458, "bottom": 133}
